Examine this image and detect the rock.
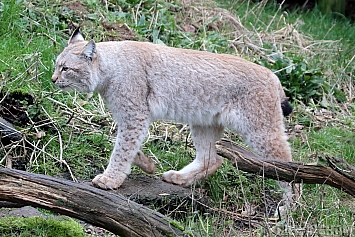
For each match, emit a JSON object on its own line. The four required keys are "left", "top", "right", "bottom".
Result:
{"left": 0, "top": 206, "right": 45, "bottom": 218}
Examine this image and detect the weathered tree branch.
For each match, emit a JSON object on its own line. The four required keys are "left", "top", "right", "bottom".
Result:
{"left": 216, "top": 139, "right": 355, "bottom": 197}
{"left": 1, "top": 138, "right": 355, "bottom": 237}
{"left": 0, "top": 168, "right": 183, "bottom": 237}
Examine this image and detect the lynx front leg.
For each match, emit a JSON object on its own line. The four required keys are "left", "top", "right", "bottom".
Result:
{"left": 162, "top": 125, "right": 224, "bottom": 186}
{"left": 92, "top": 117, "right": 150, "bottom": 190}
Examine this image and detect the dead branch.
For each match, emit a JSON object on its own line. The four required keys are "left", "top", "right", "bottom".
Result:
{"left": 0, "top": 168, "right": 183, "bottom": 237}
{"left": 216, "top": 139, "right": 355, "bottom": 197}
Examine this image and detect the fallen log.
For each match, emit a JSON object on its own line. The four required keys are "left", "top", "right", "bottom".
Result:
{"left": 216, "top": 139, "right": 355, "bottom": 197}
{"left": 1, "top": 139, "right": 355, "bottom": 237}
{"left": 0, "top": 168, "right": 184, "bottom": 237}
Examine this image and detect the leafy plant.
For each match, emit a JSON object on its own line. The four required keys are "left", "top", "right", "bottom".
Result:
{"left": 261, "top": 55, "right": 347, "bottom": 104}
{"left": 259, "top": 55, "right": 325, "bottom": 103}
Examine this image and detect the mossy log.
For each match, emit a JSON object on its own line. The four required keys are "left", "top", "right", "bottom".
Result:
{"left": 216, "top": 139, "right": 355, "bottom": 197}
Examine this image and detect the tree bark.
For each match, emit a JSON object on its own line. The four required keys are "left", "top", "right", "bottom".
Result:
{"left": 216, "top": 139, "right": 355, "bottom": 197}
{"left": 0, "top": 168, "right": 184, "bottom": 237}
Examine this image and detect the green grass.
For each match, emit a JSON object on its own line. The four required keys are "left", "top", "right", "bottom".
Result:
{"left": 292, "top": 126, "right": 355, "bottom": 163}
{"left": 0, "top": 0, "right": 58, "bottom": 91}
{"left": 1, "top": 0, "right": 355, "bottom": 236}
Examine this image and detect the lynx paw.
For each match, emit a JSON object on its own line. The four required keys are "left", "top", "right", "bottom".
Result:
{"left": 92, "top": 173, "right": 126, "bottom": 190}
{"left": 134, "top": 151, "right": 156, "bottom": 174}
{"left": 162, "top": 170, "right": 197, "bottom": 186}
{"left": 163, "top": 158, "right": 223, "bottom": 186}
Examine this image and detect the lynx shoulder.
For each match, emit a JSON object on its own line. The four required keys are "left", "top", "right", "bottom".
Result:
{"left": 52, "top": 28, "right": 292, "bottom": 190}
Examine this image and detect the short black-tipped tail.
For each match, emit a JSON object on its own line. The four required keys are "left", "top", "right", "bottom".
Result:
{"left": 281, "top": 98, "right": 293, "bottom": 117}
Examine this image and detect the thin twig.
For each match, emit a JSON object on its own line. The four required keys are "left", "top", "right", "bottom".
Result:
{"left": 40, "top": 105, "right": 77, "bottom": 182}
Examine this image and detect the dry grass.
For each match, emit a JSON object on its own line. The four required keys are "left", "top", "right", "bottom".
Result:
{"left": 177, "top": 0, "right": 344, "bottom": 68}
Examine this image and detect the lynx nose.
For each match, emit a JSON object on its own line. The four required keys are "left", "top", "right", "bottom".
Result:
{"left": 51, "top": 75, "right": 58, "bottom": 83}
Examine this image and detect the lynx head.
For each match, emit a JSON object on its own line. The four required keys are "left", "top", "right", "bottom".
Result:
{"left": 51, "top": 28, "right": 98, "bottom": 92}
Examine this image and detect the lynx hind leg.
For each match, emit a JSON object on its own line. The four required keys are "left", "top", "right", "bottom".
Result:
{"left": 236, "top": 110, "right": 299, "bottom": 213}
{"left": 162, "top": 125, "right": 224, "bottom": 186}
{"left": 241, "top": 115, "right": 292, "bottom": 162}
{"left": 133, "top": 150, "right": 156, "bottom": 174}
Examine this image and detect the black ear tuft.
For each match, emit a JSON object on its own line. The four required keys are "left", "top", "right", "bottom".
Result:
{"left": 68, "top": 27, "right": 85, "bottom": 45}
{"left": 281, "top": 98, "right": 293, "bottom": 117}
{"left": 81, "top": 40, "right": 96, "bottom": 60}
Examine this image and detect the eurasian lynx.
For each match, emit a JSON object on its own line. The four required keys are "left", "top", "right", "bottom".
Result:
{"left": 52, "top": 29, "right": 293, "bottom": 190}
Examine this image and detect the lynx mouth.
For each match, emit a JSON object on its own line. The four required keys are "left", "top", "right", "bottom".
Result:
{"left": 55, "top": 82, "right": 74, "bottom": 90}
{"left": 57, "top": 84, "right": 73, "bottom": 91}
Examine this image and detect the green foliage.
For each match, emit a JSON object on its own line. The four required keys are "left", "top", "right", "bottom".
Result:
{"left": 204, "top": 161, "right": 269, "bottom": 204}
{"left": 64, "top": 132, "right": 113, "bottom": 179}
{"left": 0, "top": 0, "right": 20, "bottom": 32}
{"left": 0, "top": 217, "right": 86, "bottom": 237}
{"left": 0, "top": 1, "right": 58, "bottom": 91}
{"left": 292, "top": 126, "right": 355, "bottom": 164}
{"left": 259, "top": 55, "right": 325, "bottom": 103}
{"left": 142, "top": 135, "right": 194, "bottom": 172}
{"left": 259, "top": 55, "right": 347, "bottom": 104}
{"left": 131, "top": 0, "right": 180, "bottom": 45}
{"left": 287, "top": 183, "right": 355, "bottom": 234}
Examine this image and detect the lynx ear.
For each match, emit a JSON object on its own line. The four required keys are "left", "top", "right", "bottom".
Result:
{"left": 81, "top": 40, "right": 96, "bottom": 60}
{"left": 68, "top": 28, "right": 85, "bottom": 44}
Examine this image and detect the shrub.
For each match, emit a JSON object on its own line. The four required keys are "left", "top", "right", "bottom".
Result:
{"left": 259, "top": 55, "right": 346, "bottom": 104}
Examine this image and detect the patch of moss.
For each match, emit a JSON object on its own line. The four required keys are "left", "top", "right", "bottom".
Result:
{"left": 0, "top": 216, "right": 87, "bottom": 237}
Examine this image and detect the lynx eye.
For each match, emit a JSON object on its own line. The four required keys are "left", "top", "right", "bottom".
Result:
{"left": 61, "top": 66, "right": 70, "bottom": 72}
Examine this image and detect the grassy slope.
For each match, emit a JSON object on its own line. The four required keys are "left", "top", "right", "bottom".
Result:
{"left": 0, "top": 0, "right": 355, "bottom": 236}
